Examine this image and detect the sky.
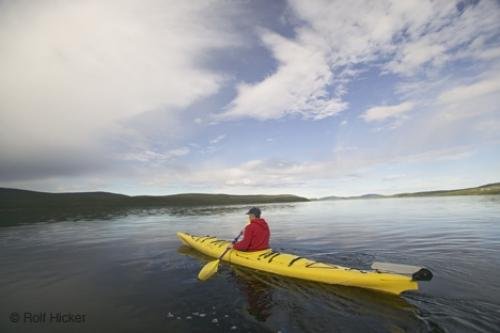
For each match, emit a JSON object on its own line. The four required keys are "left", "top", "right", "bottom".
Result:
{"left": 1, "top": 0, "right": 500, "bottom": 197}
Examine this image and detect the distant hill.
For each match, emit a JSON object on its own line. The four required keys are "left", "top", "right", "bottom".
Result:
{"left": 0, "top": 188, "right": 309, "bottom": 210}
{"left": 393, "top": 182, "right": 500, "bottom": 197}
{"left": 320, "top": 193, "right": 386, "bottom": 200}
{"left": 319, "top": 182, "right": 500, "bottom": 200}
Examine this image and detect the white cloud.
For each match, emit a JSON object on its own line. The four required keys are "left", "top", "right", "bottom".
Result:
{"left": 188, "top": 159, "right": 318, "bottom": 188}
{"left": 410, "top": 70, "right": 500, "bottom": 135}
{"left": 195, "top": 134, "right": 228, "bottom": 155}
{"left": 382, "top": 174, "right": 406, "bottom": 181}
{"left": 361, "top": 102, "right": 414, "bottom": 122}
{"left": 0, "top": 0, "right": 242, "bottom": 176}
{"left": 399, "top": 146, "right": 476, "bottom": 163}
{"left": 219, "top": 31, "right": 347, "bottom": 120}
{"left": 384, "top": 1, "right": 500, "bottom": 75}
{"left": 209, "top": 134, "right": 227, "bottom": 145}
{"left": 380, "top": 70, "right": 500, "bottom": 162}
{"left": 220, "top": 0, "right": 500, "bottom": 121}
{"left": 333, "top": 145, "right": 358, "bottom": 153}
{"left": 474, "top": 46, "right": 500, "bottom": 61}
{"left": 118, "top": 147, "right": 190, "bottom": 163}
{"left": 385, "top": 40, "right": 446, "bottom": 75}
{"left": 437, "top": 77, "right": 500, "bottom": 106}
{"left": 139, "top": 145, "right": 477, "bottom": 193}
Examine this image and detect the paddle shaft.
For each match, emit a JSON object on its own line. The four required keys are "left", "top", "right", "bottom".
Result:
{"left": 217, "top": 231, "right": 243, "bottom": 261}
{"left": 232, "top": 231, "right": 243, "bottom": 244}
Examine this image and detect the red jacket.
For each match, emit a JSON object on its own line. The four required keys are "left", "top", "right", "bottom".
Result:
{"left": 233, "top": 218, "right": 270, "bottom": 251}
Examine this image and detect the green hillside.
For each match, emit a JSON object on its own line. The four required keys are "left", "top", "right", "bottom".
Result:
{"left": 0, "top": 188, "right": 309, "bottom": 209}
{"left": 393, "top": 183, "right": 500, "bottom": 197}
{"left": 0, "top": 188, "right": 309, "bottom": 226}
{"left": 320, "top": 182, "right": 500, "bottom": 200}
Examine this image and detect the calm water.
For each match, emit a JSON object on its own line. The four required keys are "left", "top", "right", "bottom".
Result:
{"left": 1, "top": 196, "right": 500, "bottom": 332}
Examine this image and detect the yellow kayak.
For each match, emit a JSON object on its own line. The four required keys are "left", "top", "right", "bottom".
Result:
{"left": 177, "top": 232, "right": 420, "bottom": 295}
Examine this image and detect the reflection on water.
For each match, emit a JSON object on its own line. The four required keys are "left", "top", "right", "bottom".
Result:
{"left": 231, "top": 268, "right": 273, "bottom": 322}
{"left": 0, "top": 203, "right": 299, "bottom": 227}
{"left": 178, "top": 245, "right": 274, "bottom": 322}
{"left": 1, "top": 196, "right": 500, "bottom": 332}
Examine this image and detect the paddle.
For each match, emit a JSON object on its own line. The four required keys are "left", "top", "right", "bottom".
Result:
{"left": 198, "top": 231, "right": 243, "bottom": 281}
{"left": 306, "top": 253, "right": 433, "bottom": 281}
{"left": 371, "top": 261, "right": 422, "bottom": 275}
{"left": 371, "top": 261, "right": 433, "bottom": 281}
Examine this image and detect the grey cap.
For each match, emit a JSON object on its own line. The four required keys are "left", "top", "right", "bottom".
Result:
{"left": 246, "top": 207, "right": 261, "bottom": 217}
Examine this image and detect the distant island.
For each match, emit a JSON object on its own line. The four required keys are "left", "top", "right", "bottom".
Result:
{"left": 0, "top": 188, "right": 309, "bottom": 210}
{"left": 318, "top": 182, "right": 500, "bottom": 201}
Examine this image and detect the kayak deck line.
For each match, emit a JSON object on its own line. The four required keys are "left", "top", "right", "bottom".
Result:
{"left": 288, "top": 256, "right": 306, "bottom": 267}
{"left": 267, "top": 253, "right": 282, "bottom": 263}
{"left": 177, "top": 231, "right": 421, "bottom": 296}
{"left": 200, "top": 236, "right": 217, "bottom": 243}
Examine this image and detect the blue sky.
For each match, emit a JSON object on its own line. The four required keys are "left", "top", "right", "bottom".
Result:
{"left": 0, "top": 0, "right": 499, "bottom": 197}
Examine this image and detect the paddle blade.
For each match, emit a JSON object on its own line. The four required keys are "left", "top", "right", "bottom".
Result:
{"left": 198, "top": 259, "right": 220, "bottom": 281}
{"left": 371, "top": 261, "right": 422, "bottom": 275}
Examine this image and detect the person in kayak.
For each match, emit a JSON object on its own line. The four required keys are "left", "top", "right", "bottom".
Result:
{"left": 229, "top": 207, "right": 270, "bottom": 251}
